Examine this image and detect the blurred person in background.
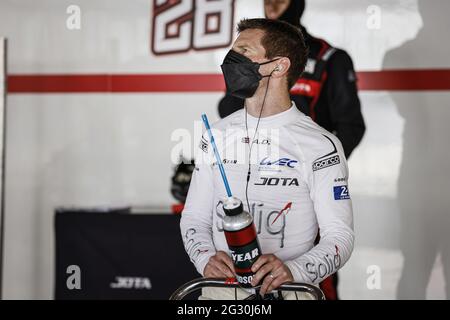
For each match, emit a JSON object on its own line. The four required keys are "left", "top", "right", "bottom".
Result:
{"left": 217, "top": 0, "right": 365, "bottom": 299}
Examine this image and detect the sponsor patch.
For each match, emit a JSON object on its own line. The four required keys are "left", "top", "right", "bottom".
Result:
{"left": 304, "top": 58, "right": 316, "bottom": 74}
{"left": 260, "top": 157, "right": 298, "bottom": 168}
{"left": 199, "top": 138, "right": 208, "bottom": 153}
{"left": 254, "top": 177, "right": 299, "bottom": 187}
{"left": 241, "top": 137, "right": 270, "bottom": 145}
{"left": 313, "top": 155, "right": 340, "bottom": 171}
{"left": 334, "top": 185, "right": 350, "bottom": 200}
{"left": 213, "top": 159, "right": 237, "bottom": 166}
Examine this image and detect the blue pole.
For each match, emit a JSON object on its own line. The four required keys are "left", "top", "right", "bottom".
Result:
{"left": 201, "top": 114, "right": 233, "bottom": 198}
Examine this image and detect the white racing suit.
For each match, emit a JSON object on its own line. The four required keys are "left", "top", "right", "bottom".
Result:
{"left": 180, "top": 102, "right": 354, "bottom": 300}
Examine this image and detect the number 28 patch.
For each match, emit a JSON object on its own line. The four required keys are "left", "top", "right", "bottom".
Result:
{"left": 334, "top": 185, "right": 350, "bottom": 200}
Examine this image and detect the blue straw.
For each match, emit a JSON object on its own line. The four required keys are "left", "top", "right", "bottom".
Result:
{"left": 201, "top": 114, "right": 233, "bottom": 198}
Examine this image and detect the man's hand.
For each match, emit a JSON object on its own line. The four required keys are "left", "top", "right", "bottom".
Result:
{"left": 251, "top": 254, "right": 293, "bottom": 295}
{"left": 204, "top": 251, "right": 235, "bottom": 278}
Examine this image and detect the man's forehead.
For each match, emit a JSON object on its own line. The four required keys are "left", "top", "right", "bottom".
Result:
{"left": 234, "top": 29, "right": 265, "bottom": 49}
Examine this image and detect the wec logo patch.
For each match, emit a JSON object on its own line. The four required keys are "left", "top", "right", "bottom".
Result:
{"left": 260, "top": 157, "right": 298, "bottom": 168}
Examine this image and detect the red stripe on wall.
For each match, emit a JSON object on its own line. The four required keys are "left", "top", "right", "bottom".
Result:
{"left": 6, "top": 69, "right": 450, "bottom": 93}
{"left": 7, "top": 74, "right": 226, "bottom": 93}
{"left": 357, "top": 69, "right": 450, "bottom": 91}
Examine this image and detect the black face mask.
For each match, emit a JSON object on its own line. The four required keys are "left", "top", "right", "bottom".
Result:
{"left": 220, "top": 50, "right": 279, "bottom": 99}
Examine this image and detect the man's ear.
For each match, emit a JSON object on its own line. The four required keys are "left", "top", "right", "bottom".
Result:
{"left": 272, "top": 57, "right": 291, "bottom": 78}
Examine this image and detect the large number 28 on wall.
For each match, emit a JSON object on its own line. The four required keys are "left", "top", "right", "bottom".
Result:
{"left": 152, "top": 0, "right": 235, "bottom": 55}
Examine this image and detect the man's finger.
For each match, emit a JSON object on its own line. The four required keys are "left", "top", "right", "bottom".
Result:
{"left": 213, "top": 256, "right": 234, "bottom": 277}
{"left": 216, "top": 251, "right": 235, "bottom": 273}
{"left": 251, "top": 263, "right": 273, "bottom": 286}
{"left": 209, "top": 256, "right": 234, "bottom": 278}
{"left": 251, "top": 254, "right": 275, "bottom": 273}
{"left": 204, "top": 264, "right": 222, "bottom": 278}
{"left": 266, "top": 277, "right": 285, "bottom": 294}
{"left": 266, "top": 268, "right": 292, "bottom": 293}
{"left": 210, "top": 267, "right": 223, "bottom": 278}
{"left": 212, "top": 263, "right": 232, "bottom": 278}
{"left": 215, "top": 262, "right": 235, "bottom": 278}
{"left": 251, "top": 256, "right": 269, "bottom": 273}
{"left": 259, "top": 271, "right": 276, "bottom": 296}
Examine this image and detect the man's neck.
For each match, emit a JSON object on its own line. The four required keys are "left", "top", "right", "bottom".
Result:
{"left": 245, "top": 87, "right": 292, "bottom": 118}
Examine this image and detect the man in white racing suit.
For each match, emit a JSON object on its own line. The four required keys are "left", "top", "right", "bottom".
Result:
{"left": 180, "top": 18, "right": 354, "bottom": 300}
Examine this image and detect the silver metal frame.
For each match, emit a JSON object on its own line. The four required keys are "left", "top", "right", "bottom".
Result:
{"left": 169, "top": 278, "right": 325, "bottom": 300}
